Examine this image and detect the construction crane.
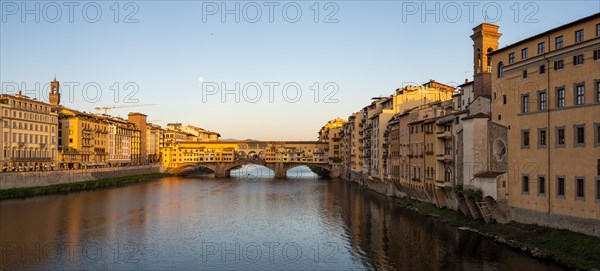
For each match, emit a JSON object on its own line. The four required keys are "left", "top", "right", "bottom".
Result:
{"left": 94, "top": 104, "right": 156, "bottom": 114}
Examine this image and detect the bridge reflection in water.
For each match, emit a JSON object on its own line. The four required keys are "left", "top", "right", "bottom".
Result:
{"left": 227, "top": 164, "right": 323, "bottom": 179}
{"left": 161, "top": 141, "right": 338, "bottom": 178}
{"left": 0, "top": 173, "right": 564, "bottom": 270}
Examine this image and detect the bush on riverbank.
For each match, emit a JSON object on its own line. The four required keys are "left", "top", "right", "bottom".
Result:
{"left": 394, "top": 197, "right": 600, "bottom": 270}
{"left": 0, "top": 173, "right": 171, "bottom": 200}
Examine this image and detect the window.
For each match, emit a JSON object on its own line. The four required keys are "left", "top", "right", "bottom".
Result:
{"left": 538, "top": 176, "right": 546, "bottom": 195}
{"left": 522, "top": 70, "right": 528, "bottom": 79}
{"left": 538, "top": 128, "right": 547, "bottom": 147}
{"left": 575, "top": 29, "right": 584, "bottom": 43}
{"left": 554, "top": 60, "right": 564, "bottom": 70}
{"left": 595, "top": 49, "right": 600, "bottom": 60}
{"left": 597, "top": 178, "right": 600, "bottom": 201}
{"left": 576, "top": 84, "right": 585, "bottom": 105}
{"left": 539, "top": 64, "right": 545, "bottom": 74}
{"left": 575, "top": 177, "right": 585, "bottom": 199}
{"left": 556, "top": 127, "right": 566, "bottom": 147}
{"left": 503, "top": 94, "right": 507, "bottom": 104}
{"left": 498, "top": 62, "right": 504, "bottom": 78}
{"left": 557, "top": 87, "right": 565, "bottom": 108}
{"left": 596, "top": 80, "right": 600, "bottom": 103}
{"left": 522, "top": 129, "right": 530, "bottom": 148}
{"left": 521, "top": 48, "right": 528, "bottom": 59}
{"left": 555, "top": 36, "right": 563, "bottom": 49}
{"left": 573, "top": 54, "right": 584, "bottom": 65}
{"left": 522, "top": 94, "right": 529, "bottom": 113}
{"left": 508, "top": 52, "right": 515, "bottom": 64}
{"left": 538, "top": 91, "right": 546, "bottom": 110}
{"left": 597, "top": 23, "right": 600, "bottom": 37}
{"left": 595, "top": 123, "right": 600, "bottom": 146}
{"left": 537, "top": 42, "right": 545, "bottom": 54}
{"left": 522, "top": 175, "right": 530, "bottom": 194}
{"left": 557, "top": 177, "right": 566, "bottom": 197}
{"left": 575, "top": 125, "right": 585, "bottom": 146}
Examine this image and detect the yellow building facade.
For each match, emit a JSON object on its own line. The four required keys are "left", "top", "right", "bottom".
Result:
{"left": 161, "top": 141, "right": 328, "bottom": 169}
{"left": 490, "top": 14, "right": 600, "bottom": 233}
{"left": 57, "top": 108, "right": 109, "bottom": 169}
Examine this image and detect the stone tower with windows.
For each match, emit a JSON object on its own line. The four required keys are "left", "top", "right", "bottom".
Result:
{"left": 471, "top": 23, "right": 501, "bottom": 99}
{"left": 49, "top": 76, "right": 61, "bottom": 106}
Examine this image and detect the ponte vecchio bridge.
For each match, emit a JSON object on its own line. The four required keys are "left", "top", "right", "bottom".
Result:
{"left": 161, "top": 141, "right": 338, "bottom": 178}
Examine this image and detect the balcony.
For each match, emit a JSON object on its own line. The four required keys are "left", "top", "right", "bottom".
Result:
{"left": 436, "top": 154, "right": 453, "bottom": 162}
{"left": 436, "top": 131, "right": 452, "bottom": 139}
{"left": 11, "top": 157, "right": 52, "bottom": 162}
{"left": 435, "top": 180, "right": 453, "bottom": 188}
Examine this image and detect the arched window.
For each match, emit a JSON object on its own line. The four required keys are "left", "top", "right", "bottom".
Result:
{"left": 498, "top": 62, "right": 504, "bottom": 78}
{"left": 493, "top": 139, "right": 507, "bottom": 161}
{"left": 476, "top": 48, "right": 481, "bottom": 66}
{"left": 487, "top": 48, "right": 494, "bottom": 66}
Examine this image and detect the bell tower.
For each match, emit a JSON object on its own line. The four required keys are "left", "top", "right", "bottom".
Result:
{"left": 471, "top": 23, "right": 501, "bottom": 99}
{"left": 49, "top": 76, "right": 60, "bottom": 106}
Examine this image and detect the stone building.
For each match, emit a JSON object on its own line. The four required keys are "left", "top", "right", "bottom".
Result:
{"left": 103, "top": 115, "right": 138, "bottom": 166}
{"left": 128, "top": 112, "right": 147, "bottom": 163}
{"left": 318, "top": 117, "right": 347, "bottom": 171}
{"left": 165, "top": 123, "right": 220, "bottom": 142}
{"left": 489, "top": 13, "right": 600, "bottom": 235}
{"left": 0, "top": 91, "right": 59, "bottom": 171}
{"left": 147, "top": 123, "right": 163, "bottom": 163}
{"left": 163, "top": 128, "right": 192, "bottom": 147}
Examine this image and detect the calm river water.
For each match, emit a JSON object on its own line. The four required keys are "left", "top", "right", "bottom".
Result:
{"left": 0, "top": 166, "right": 563, "bottom": 270}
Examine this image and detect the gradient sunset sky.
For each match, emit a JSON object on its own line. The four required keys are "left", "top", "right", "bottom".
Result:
{"left": 1, "top": 1, "right": 598, "bottom": 140}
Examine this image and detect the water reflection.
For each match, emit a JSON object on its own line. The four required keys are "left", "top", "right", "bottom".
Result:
{"left": 0, "top": 167, "right": 563, "bottom": 270}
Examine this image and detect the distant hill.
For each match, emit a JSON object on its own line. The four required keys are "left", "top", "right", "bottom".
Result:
{"left": 220, "top": 138, "right": 259, "bottom": 142}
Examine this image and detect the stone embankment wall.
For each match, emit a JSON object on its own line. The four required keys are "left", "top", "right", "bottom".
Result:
{"left": 511, "top": 206, "right": 600, "bottom": 237}
{"left": 0, "top": 165, "right": 162, "bottom": 190}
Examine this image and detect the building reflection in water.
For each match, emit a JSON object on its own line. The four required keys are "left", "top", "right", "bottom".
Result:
{"left": 322, "top": 180, "right": 562, "bottom": 271}
{"left": 1, "top": 173, "right": 563, "bottom": 271}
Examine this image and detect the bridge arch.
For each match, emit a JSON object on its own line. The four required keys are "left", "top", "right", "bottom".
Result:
{"left": 166, "top": 160, "right": 336, "bottom": 179}
{"left": 168, "top": 163, "right": 217, "bottom": 175}
{"left": 284, "top": 164, "right": 331, "bottom": 179}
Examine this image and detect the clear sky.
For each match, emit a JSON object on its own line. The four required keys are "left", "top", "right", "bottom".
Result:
{"left": 1, "top": 1, "right": 598, "bottom": 140}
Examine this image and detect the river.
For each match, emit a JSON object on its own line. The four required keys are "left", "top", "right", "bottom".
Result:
{"left": 0, "top": 166, "right": 563, "bottom": 270}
